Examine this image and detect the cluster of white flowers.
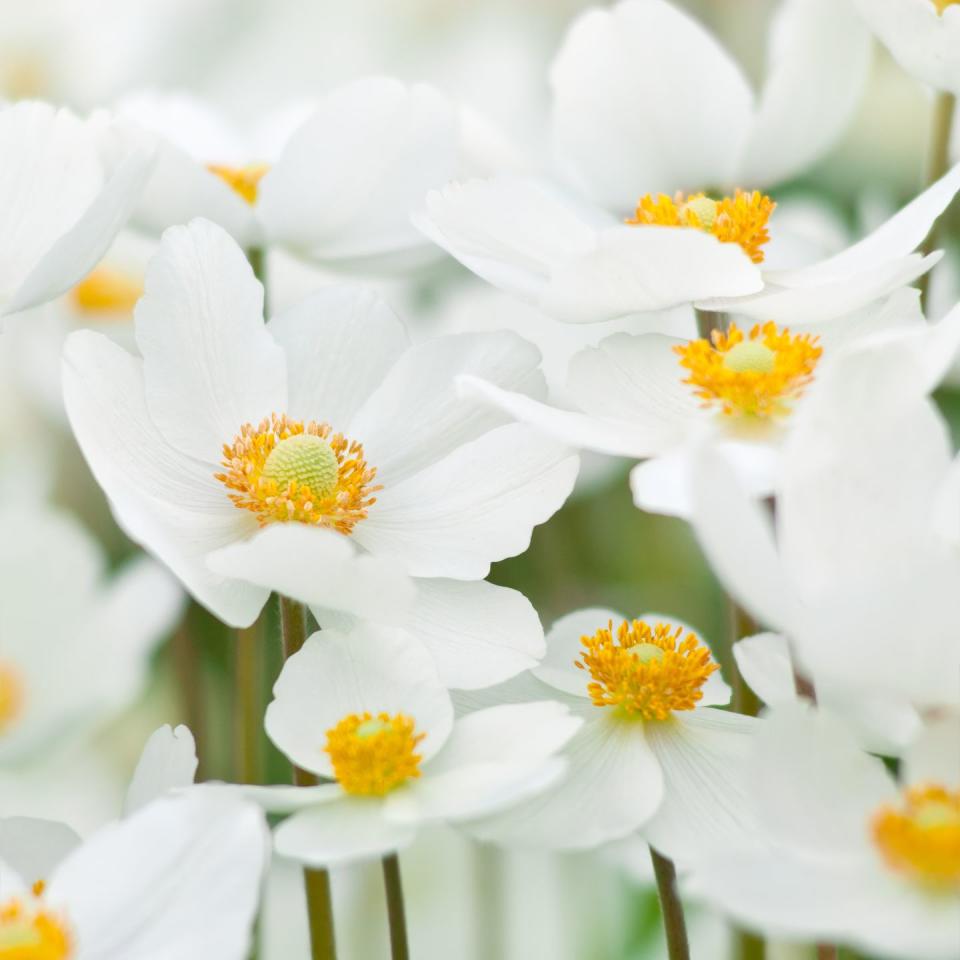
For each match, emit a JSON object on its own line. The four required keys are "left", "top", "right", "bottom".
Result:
{"left": 1, "top": 0, "right": 959, "bottom": 958}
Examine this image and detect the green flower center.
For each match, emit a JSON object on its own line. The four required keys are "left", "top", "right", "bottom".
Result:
{"left": 723, "top": 340, "right": 776, "bottom": 374}
{"left": 261, "top": 434, "right": 339, "bottom": 499}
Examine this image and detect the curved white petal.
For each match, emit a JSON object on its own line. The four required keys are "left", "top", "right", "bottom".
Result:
{"left": 207, "top": 525, "right": 416, "bottom": 625}
{"left": 733, "top": 633, "right": 799, "bottom": 707}
{"left": 402, "top": 578, "right": 545, "bottom": 690}
{"left": 354, "top": 424, "right": 579, "bottom": 579}
{"left": 48, "top": 793, "right": 267, "bottom": 960}
{"left": 124, "top": 725, "right": 199, "bottom": 817}
{"left": 135, "top": 218, "right": 286, "bottom": 464}
{"left": 903, "top": 713, "right": 960, "bottom": 789}
{"left": 0, "top": 819, "right": 80, "bottom": 889}
{"left": 264, "top": 626, "right": 453, "bottom": 779}
{"left": 268, "top": 285, "right": 409, "bottom": 427}
{"left": 533, "top": 606, "right": 625, "bottom": 698}
{"left": 550, "top": 0, "right": 753, "bottom": 205}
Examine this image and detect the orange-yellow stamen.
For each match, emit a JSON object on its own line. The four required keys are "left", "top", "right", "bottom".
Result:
{"left": 0, "top": 898, "right": 71, "bottom": 959}
{"left": 207, "top": 162, "right": 269, "bottom": 205}
{"left": 576, "top": 620, "right": 719, "bottom": 720}
{"left": 215, "top": 414, "right": 379, "bottom": 533}
{"left": 933, "top": 1, "right": 959, "bottom": 15}
{"left": 872, "top": 783, "right": 960, "bottom": 891}
{"left": 675, "top": 321, "right": 822, "bottom": 419}
{"left": 325, "top": 712, "right": 425, "bottom": 796}
{"left": 70, "top": 266, "right": 143, "bottom": 315}
{"left": 0, "top": 663, "right": 23, "bottom": 735}
{"left": 627, "top": 189, "right": 776, "bottom": 264}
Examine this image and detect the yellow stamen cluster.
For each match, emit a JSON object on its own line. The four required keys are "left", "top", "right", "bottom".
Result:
{"left": 207, "top": 162, "right": 270, "bottom": 205}
{"left": 872, "top": 784, "right": 960, "bottom": 891}
{"left": 933, "top": 0, "right": 959, "bottom": 15}
{"left": 626, "top": 189, "right": 776, "bottom": 264}
{"left": 216, "top": 414, "right": 379, "bottom": 533}
{"left": 324, "top": 712, "right": 425, "bottom": 796}
{"left": 0, "top": 898, "right": 71, "bottom": 959}
{"left": 70, "top": 266, "right": 143, "bottom": 315}
{"left": 0, "top": 663, "right": 23, "bottom": 735}
{"left": 675, "top": 322, "right": 822, "bottom": 419}
{"left": 576, "top": 620, "right": 719, "bottom": 720}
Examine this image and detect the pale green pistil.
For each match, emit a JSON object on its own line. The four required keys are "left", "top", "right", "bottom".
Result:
{"left": 0, "top": 923, "right": 42, "bottom": 948}
{"left": 723, "top": 340, "right": 776, "bottom": 374}
{"left": 684, "top": 196, "right": 719, "bottom": 230}
{"left": 355, "top": 717, "right": 390, "bottom": 739}
{"left": 631, "top": 643, "right": 665, "bottom": 665}
{"left": 261, "top": 434, "right": 338, "bottom": 497}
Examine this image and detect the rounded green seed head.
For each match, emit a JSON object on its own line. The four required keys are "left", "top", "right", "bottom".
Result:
{"left": 262, "top": 434, "right": 338, "bottom": 498}
{"left": 684, "top": 196, "right": 719, "bottom": 230}
{"left": 356, "top": 717, "right": 389, "bottom": 739}
{"left": 631, "top": 643, "right": 666, "bottom": 665}
{"left": 723, "top": 340, "right": 776, "bottom": 374}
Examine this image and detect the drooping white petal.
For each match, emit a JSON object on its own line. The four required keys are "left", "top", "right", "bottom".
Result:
{"left": 135, "top": 218, "right": 286, "bottom": 464}
{"left": 733, "top": 633, "right": 799, "bottom": 707}
{"left": 273, "top": 796, "right": 416, "bottom": 867}
{"left": 0, "top": 818, "right": 80, "bottom": 889}
{"left": 737, "top": 0, "right": 871, "bottom": 187}
{"left": 533, "top": 606, "right": 624, "bottom": 698}
{"left": 264, "top": 626, "right": 453, "bottom": 779}
{"left": 124, "top": 725, "right": 198, "bottom": 817}
{"left": 47, "top": 793, "right": 267, "bottom": 960}
{"left": 207, "top": 525, "right": 416, "bottom": 625}
{"left": 550, "top": 0, "right": 754, "bottom": 205}
{"left": 902, "top": 713, "right": 960, "bottom": 789}
{"left": 353, "top": 424, "right": 579, "bottom": 579}
{"left": 268, "top": 285, "right": 409, "bottom": 427}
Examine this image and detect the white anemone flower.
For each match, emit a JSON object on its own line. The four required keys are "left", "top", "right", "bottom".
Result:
{"left": 0, "top": 791, "right": 267, "bottom": 960}
{"left": 692, "top": 705, "right": 960, "bottom": 960}
{"left": 0, "top": 101, "right": 154, "bottom": 318}
{"left": 247, "top": 624, "right": 581, "bottom": 867}
{"left": 852, "top": 0, "right": 960, "bottom": 94}
{"left": 551, "top": 0, "right": 871, "bottom": 203}
{"left": 460, "top": 289, "right": 953, "bottom": 518}
{"left": 62, "top": 218, "right": 578, "bottom": 688}
{"left": 455, "top": 608, "right": 758, "bottom": 866}
{"left": 118, "top": 77, "right": 488, "bottom": 272}
{"left": 690, "top": 331, "right": 960, "bottom": 752}
{"left": 0, "top": 503, "right": 182, "bottom": 766}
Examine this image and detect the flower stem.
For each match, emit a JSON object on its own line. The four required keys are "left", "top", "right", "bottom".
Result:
{"left": 473, "top": 843, "right": 505, "bottom": 960}
{"left": 278, "top": 596, "right": 337, "bottom": 960}
{"left": 816, "top": 946, "right": 838, "bottom": 960}
{"left": 695, "top": 308, "right": 726, "bottom": 339}
{"left": 170, "top": 604, "right": 208, "bottom": 780}
{"left": 382, "top": 853, "right": 410, "bottom": 960}
{"left": 247, "top": 246, "right": 269, "bottom": 315}
{"left": 234, "top": 617, "right": 263, "bottom": 784}
{"left": 649, "top": 847, "right": 690, "bottom": 960}
{"left": 918, "top": 91, "right": 957, "bottom": 310}
{"left": 735, "top": 930, "right": 765, "bottom": 960}
{"left": 729, "top": 599, "right": 762, "bottom": 718}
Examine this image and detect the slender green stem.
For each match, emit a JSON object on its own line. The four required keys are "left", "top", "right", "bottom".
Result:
{"left": 170, "top": 606, "right": 208, "bottom": 780}
{"left": 816, "top": 946, "right": 839, "bottom": 960}
{"left": 247, "top": 245, "right": 269, "bottom": 314}
{"left": 918, "top": 91, "right": 957, "bottom": 310}
{"left": 473, "top": 843, "right": 504, "bottom": 960}
{"left": 382, "top": 853, "right": 410, "bottom": 960}
{"left": 649, "top": 847, "right": 690, "bottom": 960}
{"left": 735, "top": 930, "right": 766, "bottom": 960}
{"left": 278, "top": 596, "right": 337, "bottom": 960}
{"left": 695, "top": 308, "right": 726, "bottom": 339}
{"left": 729, "top": 599, "right": 762, "bottom": 717}
{"left": 234, "top": 617, "right": 263, "bottom": 785}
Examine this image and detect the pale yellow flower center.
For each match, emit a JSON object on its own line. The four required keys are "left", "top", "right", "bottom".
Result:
{"left": 324, "top": 712, "right": 425, "bottom": 796}
{"left": 933, "top": 0, "right": 959, "bottom": 15}
{"left": 0, "top": 663, "right": 24, "bottom": 735}
{"left": 70, "top": 267, "right": 143, "bottom": 316}
{"left": 0, "top": 896, "right": 71, "bottom": 960}
{"left": 207, "top": 163, "right": 270, "bottom": 205}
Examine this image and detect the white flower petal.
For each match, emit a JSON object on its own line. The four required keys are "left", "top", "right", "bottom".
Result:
{"left": 48, "top": 793, "right": 266, "bottom": 960}
{"left": 903, "top": 713, "right": 960, "bottom": 789}
{"left": 207, "top": 525, "right": 416, "bottom": 625}
{"left": 238, "top": 783, "right": 344, "bottom": 815}
{"left": 0, "top": 818, "right": 80, "bottom": 889}
{"left": 267, "top": 285, "right": 409, "bottom": 427}
{"left": 533, "top": 606, "right": 624, "bottom": 697}
{"left": 351, "top": 331, "right": 547, "bottom": 486}
{"left": 264, "top": 626, "right": 453, "bottom": 779}
{"left": 401, "top": 578, "right": 545, "bottom": 690}
{"left": 737, "top": 0, "right": 871, "bottom": 187}
{"left": 274, "top": 796, "right": 416, "bottom": 867}
{"left": 124, "top": 725, "right": 198, "bottom": 817}
{"left": 354, "top": 424, "right": 579, "bottom": 579}
{"left": 136, "top": 218, "right": 286, "bottom": 463}
{"left": 550, "top": 0, "right": 753, "bottom": 205}
{"left": 733, "top": 633, "right": 799, "bottom": 707}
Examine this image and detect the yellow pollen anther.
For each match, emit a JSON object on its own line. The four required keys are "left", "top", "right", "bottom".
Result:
{"left": 627, "top": 189, "right": 776, "bottom": 264}
{"left": 0, "top": 898, "right": 71, "bottom": 959}
{"left": 70, "top": 266, "right": 143, "bottom": 315}
{"left": 933, "top": 0, "right": 959, "bottom": 14}
{"left": 207, "top": 163, "right": 269, "bottom": 205}
{"left": 325, "top": 711, "right": 425, "bottom": 797}
{"left": 675, "top": 321, "right": 822, "bottom": 419}
{"left": 216, "top": 413, "right": 379, "bottom": 533}
{"left": 872, "top": 784, "right": 960, "bottom": 891}
{"left": 576, "top": 620, "right": 719, "bottom": 721}
{"left": 0, "top": 663, "right": 23, "bottom": 735}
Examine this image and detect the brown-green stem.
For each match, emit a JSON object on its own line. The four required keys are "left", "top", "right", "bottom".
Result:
{"left": 650, "top": 846, "right": 690, "bottom": 960}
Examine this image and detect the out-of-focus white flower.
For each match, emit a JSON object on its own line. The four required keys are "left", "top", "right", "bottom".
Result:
{"left": 119, "top": 78, "right": 505, "bottom": 272}
{"left": 692, "top": 705, "right": 960, "bottom": 960}
{"left": 248, "top": 624, "right": 580, "bottom": 868}
{"left": 852, "top": 0, "right": 960, "bottom": 94}
{"left": 552, "top": 0, "right": 871, "bottom": 201}
{"left": 63, "top": 219, "right": 576, "bottom": 688}
{"left": 0, "top": 791, "right": 267, "bottom": 960}
{"left": 0, "top": 101, "right": 154, "bottom": 318}
{"left": 460, "top": 289, "right": 942, "bottom": 517}
{"left": 456, "top": 608, "right": 757, "bottom": 867}
{"left": 690, "top": 325, "right": 960, "bottom": 750}
{"left": 0, "top": 503, "right": 183, "bottom": 765}
{"left": 123, "top": 724, "right": 199, "bottom": 817}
